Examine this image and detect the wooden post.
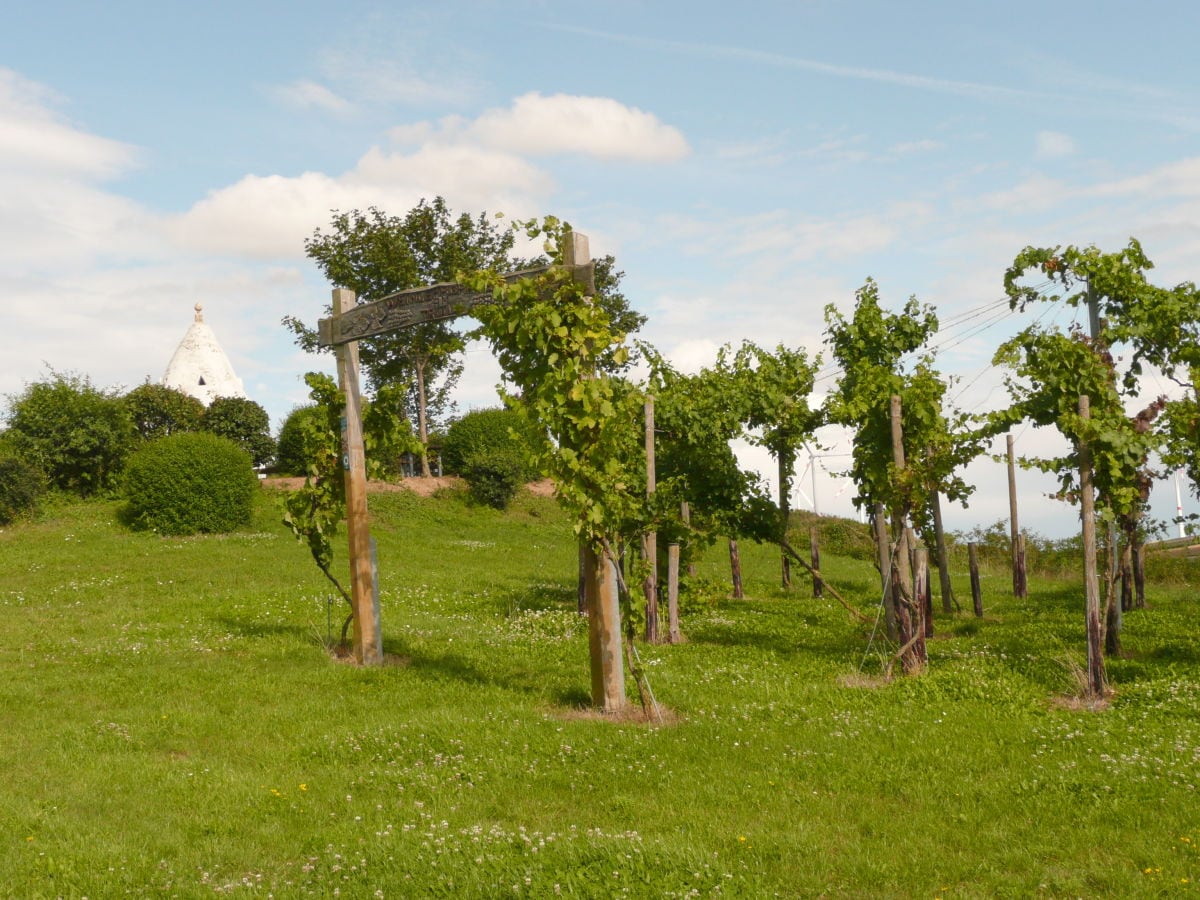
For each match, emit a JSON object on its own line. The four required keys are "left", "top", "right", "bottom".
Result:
{"left": 583, "top": 543, "right": 625, "bottom": 711}
{"left": 1105, "top": 527, "right": 1122, "bottom": 657}
{"left": 728, "top": 539, "right": 744, "bottom": 599}
{"left": 779, "top": 454, "right": 792, "bottom": 589}
{"left": 667, "top": 543, "right": 681, "bottom": 643}
{"left": 643, "top": 396, "right": 659, "bottom": 643}
{"left": 809, "top": 526, "right": 823, "bottom": 598}
{"left": 332, "top": 288, "right": 382, "bottom": 666}
{"left": 930, "top": 485, "right": 955, "bottom": 613}
{"left": 889, "top": 395, "right": 923, "bottom": 671}
{"left": 874, "top": 502, "right": 898, "bottom": 641}
{"left": 1120, "top": 540, "right": 1133, "bottom": 612}
{"left": 1078, "top": 395, "right": 1105, "bottom": 699}
{"left": 968, "top": 542, "right": 983, "bottom": 618}
{"left": 914, "top": 547, "right": 931, "bottom": 639}
{"left": 1132, "top": 539, "right": 1146, "bottom": 609}
{"left": 1007, "top": 434, "right": 1028, "bottom": 598}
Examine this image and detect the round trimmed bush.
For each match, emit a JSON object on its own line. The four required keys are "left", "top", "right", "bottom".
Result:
{"left": 122, "top": 432, "right": 259, "bottom": 535}
{"left": 441, "top": 407, "right": 540, "bottom": 480}
{"left": 0, "top": 455, "right": 44, "bottom": 525}
{"left": 462, "top": 447, "right": 525, "bottom": 509}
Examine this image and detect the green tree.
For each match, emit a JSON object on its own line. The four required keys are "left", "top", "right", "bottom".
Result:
{"left": 123, "top": 381, "right": 205, "bottom": 442}
{"left": 4, "top": 371, "right": 135, "bottom": 496}
{"left": 201, "top": 397, "right": 275, "bottom": 468}
{"left": 824, "top": 280, "right": 974, "bottom": 668}
{"left": 285, "top": 199, "right": 519, "bottom": 476}
{"left": 285, "top": 199, "right": 645, "bottom": 477}
{"left": 999, "top": 240, "right": 1180, "bottom": 662}
{"left": 723, "top": 341, "right": 822, "bottom": 588}
{"left": 275, "top": 404, "right": 323, "bottom": 477}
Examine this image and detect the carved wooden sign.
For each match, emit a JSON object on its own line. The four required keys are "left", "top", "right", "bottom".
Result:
{"left": 317, "top": 262, "right": 595, "bottom": 347}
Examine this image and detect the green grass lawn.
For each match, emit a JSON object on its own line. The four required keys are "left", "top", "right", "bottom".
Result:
{"left": 1, "top": 486, "right": 1197, "bottom": 898}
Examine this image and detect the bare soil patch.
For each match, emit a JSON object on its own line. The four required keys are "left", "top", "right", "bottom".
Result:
{"left": 263, "top": 475, "right": 557, "bottom": 498}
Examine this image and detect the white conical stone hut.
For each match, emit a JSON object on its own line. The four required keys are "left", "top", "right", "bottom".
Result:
{"left": 162, "top": 303, "right": 246, "bottom": 405}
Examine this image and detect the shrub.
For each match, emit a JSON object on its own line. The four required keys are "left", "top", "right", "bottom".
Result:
{"left": 274, "top": 404, "right": 324, "bottom": 476}
{"left": 121, "top": 432, "right": 259, "bottom": 535}
{"left": 4, "top": 371, "right": 136, "bottom": 496}
{"left": 123, "top": 382, "right": 205, "bottom": 442}
{"left": 462, "top": 447, "right": 525, "bottom": 509}
{"left": 202, "top": 397, "right": 276, "bottom": 468}
{"left": 0, "top": 454, "right": 44, "bottom": 525}
{"left": 442, "top": 408, "right": 540, "bottom": 480}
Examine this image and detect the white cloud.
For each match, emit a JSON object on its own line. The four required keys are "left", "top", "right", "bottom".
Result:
{"left": 0, "top": 67, "right": 139, "bottom": 179}
{"left": 170, "top": 143, "right": 553, "bottom": 259}
{"left": 389, "top": 92, "right": 691, "bottom": 162}
{"left": 1035, "top": 130, "right": 1076, "bottom": 159}
{"left": 468, "top": 92, "right": 690, "bottom": 161}
{"left": 266, "top": 79, "right": 354, "bottom": 115}
{"left": 171, "top": 93, "right": 686, "bottom": 259}
{"left": 1087, "top": 156, "right": 1200, "bottom": 199}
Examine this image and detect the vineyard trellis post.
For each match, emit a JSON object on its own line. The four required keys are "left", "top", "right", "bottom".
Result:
{"left": 1007, "top": 434, "right": 1027, "bottom": 598}
{"left": 1078, "top": 395, "right": 1105, "bottom": 699}
{"left": 643, "top": 395, "right": 659, "bottom": 643}
{"left": 331, "top": 287, "right": 382, "bottom": 666}
{"left": 889, "top": 394, "right": 925, "bottom": 672}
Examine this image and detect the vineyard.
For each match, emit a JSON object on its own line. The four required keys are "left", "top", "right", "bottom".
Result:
{"left": 0, "top": 488, "right": 1197, "bottom": 896}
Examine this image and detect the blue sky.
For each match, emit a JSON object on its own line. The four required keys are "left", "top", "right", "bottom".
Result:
{"left": 3, "top": 1, "right": 1198, "bottom": 536}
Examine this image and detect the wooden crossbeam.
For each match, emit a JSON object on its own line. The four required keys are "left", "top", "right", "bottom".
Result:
{"left": 317, "top": 262, "right": 595, "bottom": 347}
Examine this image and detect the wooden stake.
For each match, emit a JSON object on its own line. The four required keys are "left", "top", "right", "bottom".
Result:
{"left": 914, "top": 546, "right": 931, "bottom": 639}
{"left": 332, "top": 288, "right": 382, "bottom": 666}
{"left": 874, "top": 502, "right": 898, "bottom": 641}
{"left": 810, "top": 526, "right": 823, "bottom": 598}
{"left": 889, "top": 395, "right": 922, "bottom": 671}
{"left": 1007, "top": 434, "right": 1028, "bottom": 598}
{"left": 583, "top": 543, "right": 625, "bottom": 711}
{"left": 667, "top": 543, "right": 681, "bottom": 644}
{"left": 728, "top": 539, "right": 744, "bottom": 599}
{"left": 968, "top": 542, "right": 983, "bottom": 618}
{"left": 930, "top": 484, "right": 955, "bottom": 613}
{"left": 779, "top": 454, "right": 792, "bottom": 589}
{"left": 643, "top": 396, "right": 659, "bottom": 643}
{"left": 1078, "top": 395, "right": 1105, "bottom": 699}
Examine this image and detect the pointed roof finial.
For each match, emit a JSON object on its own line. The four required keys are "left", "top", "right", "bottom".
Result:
{"left": 194, "top": 303, "right": 204, "bottom": 323}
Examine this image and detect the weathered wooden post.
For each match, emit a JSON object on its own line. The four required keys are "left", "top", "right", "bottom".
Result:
{"left": 914, "top": 546, "right": 931, "bottom": 639}
{"left": 929, "top": 483, "right": 955, "bottom": 613}
{"left": 667, "top": 543, "right": 681, "bottom": 644}
{"left": 1007, "top": 434, "right": 1028, "bottom": 598}
{"left": 332, "top": 288, "right": 383, "bottom": 665}
{"left": 968, "top": 542, "right": 983, "bottom": 618}
{"left": 583, "top": 543, "right": 625, "bottom": 710}
{"left": 728, "top": 539, "right": 744, "bottom": 599}
{"left": 889, "top": 395, "right": 923, "bottom": 671}
{"left": 1079, "top": 395, "right": 1105, "bottom": 699}
{"left": 810, "top": 526, "right": 823, "bottom": 598}
{"left": 779, "top": 455, "right": 792, "bottom": 589}
{"left": 643, "top": 395, "right": 659, "bottom": 642}
{"left": 874, "top": 502, "right": 898, "bottom": 640}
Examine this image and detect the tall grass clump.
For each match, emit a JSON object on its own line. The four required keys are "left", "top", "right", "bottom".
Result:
{"left": 121, "top": 432, "right": 259, "bottom": 535}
